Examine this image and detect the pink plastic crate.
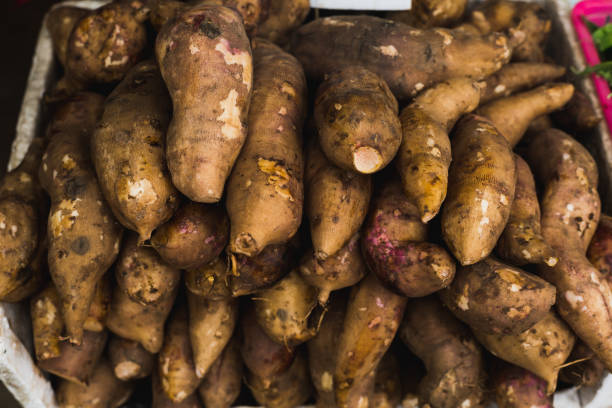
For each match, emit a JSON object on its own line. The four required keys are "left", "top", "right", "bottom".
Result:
{"left": 572, "top": 0, "right": 612, "bottom": 135}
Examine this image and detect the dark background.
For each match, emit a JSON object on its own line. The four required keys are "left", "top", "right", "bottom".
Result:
{"left": 1, "top": 1, "right": 57, "bottom": 405}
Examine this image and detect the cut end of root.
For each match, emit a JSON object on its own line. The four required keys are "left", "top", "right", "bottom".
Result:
{"left": 421, "top": 212, "right": 436, "bottom": 224}
{"left": 314, "top": 249, "right": 329, "bottom": 261}
{"left": 545, "top": 257, "right": 558, "bottom": 267}
{"left": 115, "top": 362, "right": 141, "bottom": 380}
{"left": 353, "top": 146, "right": 383, "bottom": 174}
{"left": 231, "top": 233, "right": 258, "bottom": 257}
{"left": 317, "top": 289, "right": 331, "bottom": 305}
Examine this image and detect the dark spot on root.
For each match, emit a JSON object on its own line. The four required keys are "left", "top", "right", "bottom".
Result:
{"left": 332, "top": 215, "right": 339, "bottom": 224}
{"left": 199, "top": 19, "right": 220, "bottom": 39}
{"left": 276, "top": 309, "right": 288, "bottom": 321}
{"left": 424, "top": 44, "right": 433, "bottom": 61}
{"left": 71, "top": 236, "right": 90, "bottom": 255}
{"left": 64, "top": 177, "right": 87, "bottom": 199}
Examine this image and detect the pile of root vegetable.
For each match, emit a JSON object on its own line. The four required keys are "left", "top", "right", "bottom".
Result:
{"left": 4, "top": 0, "right": 612, "bottom": 406}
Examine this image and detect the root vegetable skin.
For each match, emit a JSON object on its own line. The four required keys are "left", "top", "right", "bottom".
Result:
{"left": 106, "top": 249, "right": 180, "bottom": 353}
{"left": 156, "top": 5, "right": 253, "bottom": 203}
{"left": 31, "top": 285, "right": 64, "bottom": 361}
{"left": 397, "top": 78, "right": 482, "bottom": 223}
{"left": 400, "top": 296, "right": 485, "bottom": 408}
{"left": 247, "top": 351, "right": 313, "bottom": 408}
{"left": 226, "top": 39, "right": 306, "bottom": 258}
{"left": 372, "top": 351, "right": 403, "bottom": 408}
{"left": 496, "top": 155, "right": 557, "bottom": 266}
{"left": 334, "top": 273, "right": 407, "bottom": 408}
{"left": 527, "top": 129, "right": 612, "bottom": 372}
{"left": 187, "top": 293, "right": 238, "bottom": 378}
{"left": 479, "top": 63, "right": 566, "bottom": 104}
{"left": 153, "top": 370, "right": 203, "bottom": 408}
{"left": 492, "top": 362, "right": 553, "bottom": 408}
{"left": 108, "top": 336, "right": 154, "bottom": 381}
{"left": 587, "top": 214, "right": 612, "bottom": 282}
{"left": 559, "top": 341, "right": 606, "bottom": 387}
{"left": 66, "top": 1, "right": 149, "bottom": 84}
{"left": 83, "top": 276, "right": 111, "bottom": 332}
{"left": 308, "top": 292, "right": 347, "bottom": 408}
{"left": 305, "top": 139, "right": 372, "bottom": 260}
{"left": 314, "top": 66, "right": 401, "bottom": 174}
{"left": 0, "top": 137, "right": 46, "bottom": 299}
{"left": 257, "top": 0, "right": 309, "bottom": 44}
{"left": 56, "top": 359, "right": 133, "bottom": 408}
{"left": 198, "top": 337, "right": 243, "bottom": 408}
{"left": 185, "top": 257, "right": 232, "bottom": 299}
{"left": 39, "top": 93, "right": 123, "bottom": 345}
{"left": 151, "top": 202, "right": 229, "bottom": 269}
{"left": 299, "top": 234, "right": 367, "bottom": 305}
{"left": 552, "top": 90, "right": 601, "bottom": 133}
{"left": 474, "top": 312, "right": 575, "bottom": 395}
{"left": 2, "top": 231, "right": 48, "bottom": 303}
{"left": 478, "top": 83, "right": 575, "bottom": 147}
{"left": 38, "top": 330, "right": 108, "bottom": 386}
{"left": 441, "top": 114, "right": 516, "bottom": 266}
{"left": 291, "top": 16, "right": 511, "bottom": 101}
{"left": 92, "top": 60, "right": 178, "bottom": 242}
{"left": 159, "top": 303, "right": 200, "bottom": 403}
{"left": 240, "top": 306, "right": 296, "bottom": 383}
{"left": 362, "top": 179, "right": 455, "bottom": 297}
{"left": 387, "top": 0, "right": 467, "bottom": 28}
{"left": 46, "top": 6, "right": 88, "bottom": 67}
{"left": 253, "top": 270, "right": 320, "bottom": 346}
{"left": 439, "top": 257, "right": 556, "bottom": 335}
{"left": 229, "top": 242, "right": 293, "bottom": 296}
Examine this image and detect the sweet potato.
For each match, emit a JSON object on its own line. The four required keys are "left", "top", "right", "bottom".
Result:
{"left": 153, "top": 370, "right": 203, "bottom": 408}
{"left": 305, "top": 138, "right": 371, "bottom": 260}
{"left": 91, "top": 60, "right": 178, "bottom": 242}
{"left": 466, "top": 1, "right": 552, "bottom": 62}
{"left": 229, "top": 242, "right": 293, "bottom": 296}
{"left": 299, "top": 234, "right": 367, "bottom": 305}
{"left": 185, "top": 257, "right": 231, "bottom": 299}
{"left": 150, "top": 0, "right": 267, "bottom": 36}
{"left": 479, "top": 63, "right": 566, "bottom": 104}
{"left": 188, "top": 292, "right": 238, "bottom": 378}
{"left": 559, "top": 341, "right": 606, "bottom": 387}
{"left": 441, "top": 114, "right": 516, "bottom": 266}
{"left": 31, "top": 284, "right": 64, "bottom": 361}
{"left": 314, "top": 66, "right": 401, "bottom": 174}
{"left": 38, "top": 329, "right": 108, "bottom": 385}
{"left": 334, "top": 273, "right": 407, "bottom": 408}
{"left": 39, "top": 93, "right": 123, "bottom": 344}
{"left": 496, "top": 155, "right": 557, "bottom": 266}
{"left": 56, "top": 359, "right": 133, "bottom": 408}
{"left": 159, "top": 301, "right": 200, "bottom": 402}
{"left": 307, "top": 292, "right": 347, "bottom": 408}
{"left": 551, "top": 90, "right": 601, "bottom": 134}
{"left": 151, "top": 202, "right": 228, "bottom": 269}
{"left": 478, "top": 83, "right": 574, "bottom": 147}
{"left": 387, "top": 0, "right": 467, "bottom": 28}
{"left": 474, "top": 311, "right": 574, "bottom": 394}
{"left": 83, "top": 275, "right": 111, "bottom": 332}
{"left": 247, "top": 350, "right": 313, "bottom": 408}
{"left": 198, "top": 337, "right": 243, "bottom": 408}
{"left": 371, "top": 350, "right": 403, "bottom": 408}
{"left": 397, "top": 78, "right": 482, "bottom": 222}
{"left": 156, "top": 4, "right": 253, "bottom": 203}
{"left": 46, "top": 6, "right": 88, "bottom": 67}
{"left": 400, "top": 296, "right": 485, "bottom": 408}
{"left": 439, "top": 257, "right": 555, "bottom": 335}
{"left": 66, "top": 1, "right": 149, "bottom": 85}
{"left": 527, "top": 129, "right": 612, "bottom": 371}
{"left": 108, "top": 336, "right": 154, "bottom": 381}
{"left": 106, "top": 248, "right": 180, "bottom": 353}
{"left": 291, "top": 16, "right": 511, "bottom": 101}
{"left": 0, "top": 137, "right": 46, "bottom": 299}
{"left": 254, "top": 269, "right": 320, "bottom": 346}
{"left": 1, "top": 231, "right": 48, "bottom": 303}
{"left": 588, "top": 214, "right": 612, "bottom": 281}
{"left": 257, "top": 0, "right": 309, "bottom": 44}
{"left": 363, "top": 179, "right": 455, "bottom": 297}
{"left": 225, "top": 38, "right": 306, "bottom": 257}
{"left": 491, "top": 361, "right": 553, "bottom": 408}
{"left": 240, "top": 306, "right": 296, "bottom": 387}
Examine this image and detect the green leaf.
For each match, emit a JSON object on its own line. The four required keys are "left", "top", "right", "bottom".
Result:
{"left": 593, "top": 23, "right": 612, "bottom": 52}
